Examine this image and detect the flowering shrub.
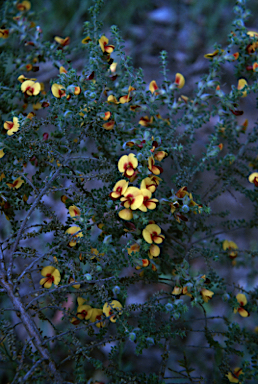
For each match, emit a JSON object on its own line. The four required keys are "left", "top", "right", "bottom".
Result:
{"left": 0, "top": 0, "right": 258, "bottom": 383}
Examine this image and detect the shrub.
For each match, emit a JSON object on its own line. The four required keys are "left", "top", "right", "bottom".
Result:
{"left": 0, "top": 0, "right": 258, "bottom": 383}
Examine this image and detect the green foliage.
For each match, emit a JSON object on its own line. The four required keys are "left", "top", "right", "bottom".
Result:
{"left": 0, "top": 0, "right": 258, "bottom": 383}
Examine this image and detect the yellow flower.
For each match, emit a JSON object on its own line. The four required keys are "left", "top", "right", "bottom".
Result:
{"left": 234, "top": 293, "right": 249, "bottom": 317}
{"left": 120, "top": 187, "right": 143, "bottom": 210}
{"left": 248, "top": 172, "right": 258, "bottom": 187}
{"left": 138, "top": 189, "right": 158, "bottom": 212}
{"left": 21, "top": 80, "right": 40, "bottom": 96}
{"left": 51, "top": 83, "right": 66, "bottom": 98}
{"left": 0, "top": 29, "right": 9, "bottom": 39}
{"left": 4, "top": 117, "right": 19, "bottom": 136}
{"left": 226, "top": 367, "right": 243, "bottom": 383}
{"left": 148, "top": 156, "right": 163, "bottom": 175}
{"left": 128, "top": 243, "right": 140, "bottom": 255}
{"left": 103, "top": 300, "right": 122, "bottom": 323}
{"left": 110, "top": 179, "right": 128, "bottom": 200}
{"left": 99, "top": 35, "right": 114, "bottom": 53}
{"left": 103, "top": 120, "right": 115, "bottom": 130}
{"left": 118, "top": 153, "right": 138, "bottom": 178}
{"left": 0, "top": 149, "right": 5, "bottom": 158}
{"left": 68, "top": 277, "right": 80, "bottom": 289}
{"left": 148, "top": 244, "right": 160, "bottom": 258}
{"left": 68, "top": 205, "right": 81, "bottom": 220}
{"left": 223, "top": 240, "right": 238, "bottom": 259}
{"left": 54, "top": 36, "right": 70, "bottom": 46}
{"left": 142, "top": 224, "right": 165, "bottom": 244}
{"left": 81, "top": 36, "right": 91, "bottom": 44}
{"left": 89, "top": 308, "right": 105, "bottom": 328}
{"left": 175, "top": 73, "right": 185, "bottom": 89}
{"left": 6, "top": 177, "right": 24, "bottom": 189}
{"left": 65, "top": 226, "right": 83, "bottom": 247}
{"left": 204, "top": 49, "right": 220, "bottom": 59}
{"left": 40, "top": 266, "right": 61, "bottom": 288}
{"left": 16, "top": 1, "right": 31, "bottom": 11}
{"left": 237, "top": 79, "right": 248, "bottom": 97}
{"left": 118, "top": 208, "right": 133, "bottom": 220}
{"left": 201, "top": 289, "right": 214, "bottom": 303}
{"left": 149, "top": 80, "right": 158, "bottom": 94}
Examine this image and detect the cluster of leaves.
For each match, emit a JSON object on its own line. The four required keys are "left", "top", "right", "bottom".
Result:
{"left": 0, "top": 0, "right": 258, "bottom": 383}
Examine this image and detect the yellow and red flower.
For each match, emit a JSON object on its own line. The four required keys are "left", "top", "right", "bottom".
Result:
{"left": 110, "top": 180, "right": 128, "bottom": 200}
{"left": 149, "top": 80, "right": 159, "bottom": 94}
{"left": 148, "top": 156, "right": 163, "bottom": 175}
{"left": 68, "top": 205, "right": 81, "bottom": 220}
{"left": 120, "top": 187, "right": 143, "bottom": 210}
{"left": 223, "top": 240, "right": 238, "bottom": 259}
{"left": 65, "top": 226, "right": 83, "bottom": 247}
{"left": 248, "top": 172, "right": 258, "bottom": 187}
{"left": 154, "top": 151, "right": 167, "bottom": 161}
{"left": 99, "top": 35, "right": 114, "bottom": 53}
{"left": 139, "top": 116, "right": 153, "bottom": 126}
{"left": 103, "top": 300, "right": 122, "bottom": 323}
{"left": 16, "top": 1, "right": 31, "bottom": 11}
{"left": 118, "top": 153, "right": 138, "bottom": 178}
{"left": 51, "top": 83, "right": 66, "bottom": 98}
{"left": 103, "top": 120, "right": 115, "bottom": 130}
{"left": 6, "top": 177, "right": 24, "bottom": 189}
{"left": 148, "top": 244, "right": 160, "bottom": 258}
{"left": 21, "top": 80, "right": 41, "bottom": 96}
{"left": 82, "top": 36, "right": 91, "bottom": 44}
{"left": 127, "top": 243, "right": 140, "bottom": 255}
{"left": 234, "top": 293, "right": 249, "bottom": 317}
{"left": 4, "top": 117, "right": 19, "bottom": 136}
{"left": 89, "top": 308, "right": 105, "bottom": 328}
{"left": 201, "top": 289, "right": 214, "bottom": 303}
{"left": 237, "top": 79, "right": 248, "bottom": 97}
{"left": 142, "top": 224, "right": 165, "bottom": 244}
{"left": 138, "top": 189, "right": 158, "bottom": 212}
{"left": 0, "top": 29, "right": 9, "bottom": 39}
{"left": 54, "top": 36, "right": 70, "bottom": 46}
{"left": 226, "top": 367, "right": 243, "bottom": 383}
{"left": 175, "top": 73, "right": 185, "bottom": 89}
{"left": 140, "top": 177, "right": 158, "bottom": 193}
{"left": 40, "top": 266, "right": 61, "bottom": 288}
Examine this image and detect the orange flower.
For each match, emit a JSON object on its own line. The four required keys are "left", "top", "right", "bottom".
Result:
{"left": 148, "top": 156, "right": 163, "bottom": 175}
{"left": 6, "top": 177, "right": 24, "bottom": 189}
{"left": 175, "top": 73, "right": 185, "bottom": 89}
{"left": 99, "top": 35, "right": 114, "bottom": 53}
{"left": 21, "top": 80, "right": 41, "bottom": 96}
{"left": 138, "top": 189, "right": 158, "bottom": 212}
{"left": 110, "top": 180, "right": 128, "bottom": 200}
{"left": 54, "top": 36, "right": 70, "bottom": 46}
{"left": 234, "top": 294, "right": 249, "bottom": 317}
{"left": 16, "top": 1, "right": 31, "bottom": 11}
{"left": 237, "top": 79, "right": 248, "bottom": 97}
{"left": 68, "top": 205, "right": 81, "bottom": 220}
{"left": 120, "top": 187, "right": 143, "bottom": 210}
{"left": 102, "top": 111, "right": 111, "bottom": 121}
{"left": 40, "top": 266, "right": 61, "bottom": 288}
{"left": 103, "top": 300, "right": 122, "bottom": 322}
{"left": 65, "top": 226, "right": 83, "bottom": 247}
{"left": 127, "top": 243, "right": 140, "bottom": 255}
{"left": 0, "top": 29, "right": 9, "bottom": 39}
{"left": 142, "top": 224, "right": 165, "bottom": 244}
{"left": 118, "top": 153, "right": 138, "bottom": 178}
{"left": 226, "top": 367, "right": 243, "bottom": 383}
{"left": 248, "top": 172, "right": 258, "bottom": 187}
{"left": 51, "top": 83, "right": 66, "bottom": 98}
{"left": 103, "top": 120, "right": 115, "bottom": 130}
{"left": 4, "top": 117, "right": 19, "bottom": 136}
{"left": 149, "top": 80, "right": 158, "bottom": 94}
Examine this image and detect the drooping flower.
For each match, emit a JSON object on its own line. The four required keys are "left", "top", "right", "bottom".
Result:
{"left": 149, "top": 80, "right": 158, "bottom": 94}
{"left": 6, "top": 177, "right": 24, "bottom": 189}
{"left": 120, "top": 187, "right": 143, "bottom": 210}
{"left": 65, "top": 226, "right": 83, "bottom": 247}
{"left": 68, "top": 205, "right": 81, "bottom": 220}
{"left": 110, "top": 180, "right": 128, "bottom": 200}
{"left": 148, "top": 156, "right": 163, "bottom": 175}
{"left": 99, "top": 35, "right": 114, "bottom": 53}
{"left": 118, "top": 153, "right": 138, "bottom": 178}
{"left": 142, "top": 224, "right": 165, "bottom": 244}
{"left": 138, "top": 189, "right": 158, "bottom": 212}
{"left": 175, "top": 73, "right": 185, "bottom": 89}
{"left": 148, "top": 244, "right": 160, "bottom": 259}
{"left": 54, "top": 36, "right": 70, "bottom": 46}
{"left": 223, "top": 240, "right": 238, "bottom": 259}
{"left": 248, "top": 172, "right": 258, "bottom": 187}
{"left": 16, "top": 1, "right": 31, "bottom": 11}
{"left": 118, "top": 208, "right": 133, "bottom": 221}
{"left": 103, "top": 300, "right": 122, "bottom": 323}
{"left": 201, "top": 289, "right": 214, "bottom": 303}
{"left": 4, "top": 117, "right": 19, "bottom": 136}
{"left": 51, "top": 83, "right": 66, "bottom": 98}
{"left": 21, "top": 80, "right": 41, "bottom": 96}
{"left": 225, "top": 368, "right": 243, "bottom": 383}
{"left": 237, "top": 79, "right": 248, "bottom": 97}
{"left": 40, "top": 266, "right": 61, "bottom": 288}
{"left": 234, "top": 293, "right": 249, "bottom": 317}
